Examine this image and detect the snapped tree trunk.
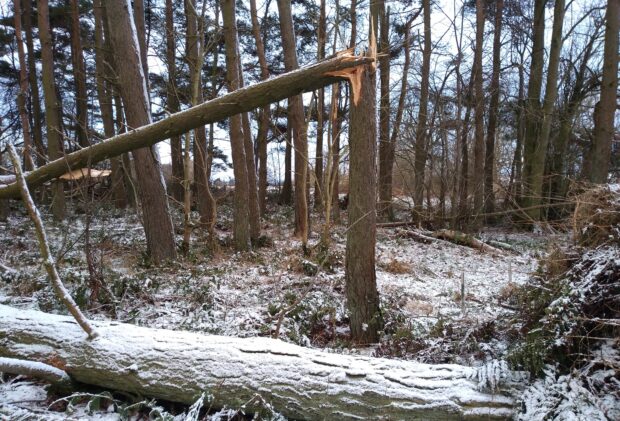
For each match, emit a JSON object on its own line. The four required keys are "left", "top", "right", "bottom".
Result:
{"left": 0, "top": 54, "right": 374, "bottom": 201}
{"left": 0, "top": 305, "right": 517, "bottom": 420}
{"left": 106, "top": 0, "right": 177, "bottom": 264}
{"left": 277, "top": 0, "right": 309, "bottom": 246}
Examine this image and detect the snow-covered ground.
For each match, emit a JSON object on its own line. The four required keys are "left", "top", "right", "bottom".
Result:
{"left": 0, "top": 202, "right": 587, "bottom": 419}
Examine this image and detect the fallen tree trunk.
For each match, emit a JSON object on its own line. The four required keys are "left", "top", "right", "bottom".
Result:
{"left": 0, "top": 305, "right": 517, "bottom": 420}
{"left": 0, "top": 52, "right": 372, "bottom": 199}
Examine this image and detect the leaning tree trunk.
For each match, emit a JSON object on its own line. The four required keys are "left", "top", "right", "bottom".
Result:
{"left": 37, "top": 0, "right": 65, "bottom": 221}
{"left": 106, "top": 0, "right": 177, "bottom": 264}
{"left": 0, "top": 54, "right": 373, "bottom": 200}
{"left": 0, "top": 305, "right": 517, "bottom": 420}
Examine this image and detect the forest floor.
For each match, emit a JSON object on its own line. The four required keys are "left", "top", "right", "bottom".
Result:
{"left": 0, "top": 196, "right": 609, "bottom": 420}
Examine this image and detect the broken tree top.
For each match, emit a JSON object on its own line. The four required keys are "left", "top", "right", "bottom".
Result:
{"left": 0, "top": 52, "right": 372, "bottom": 200}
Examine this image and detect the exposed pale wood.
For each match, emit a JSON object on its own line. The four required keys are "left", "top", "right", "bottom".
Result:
{"left": 0, "top": 305, "right": 517, "bottom": 420}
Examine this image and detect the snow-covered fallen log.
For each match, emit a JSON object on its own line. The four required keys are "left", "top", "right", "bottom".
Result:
{"left": 0, "top": 305, "right": 517, "bottom": 420}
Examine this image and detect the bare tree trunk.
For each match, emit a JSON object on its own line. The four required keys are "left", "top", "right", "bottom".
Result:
{"left": 314, "top": 0, "right": 327, "bottom": 210}
{"left": 166, "top": 0, "right": 183, "bottom": 203}
{"left": 345, "top": 6, "right": 381, "bottom": 343}
{"left": 250, "top": 0, "right": 270, "bottom": 215}
{"left": 280, "top": 114, "right": 293, "bottom": 205}
{"left": 23, "top": 0, "right": 45, "bottom": 166}
{"left": 484, "top": 0, "right": 503, "bottom": 218}
{"left": 589, "top": 0, "right": 619, "bottom": 183}
{"left": 13, "top": 0, "right": 34, "bottom": 170}
{"left": 413, "top": 0, "right": 431, "bottom": 221}
{"left": 277, "top": 0, "right": 309, "bottom": 246}
{"left": 37, "top": 0, "right": 65, "bottom": 220}
{"left": 133, "top": 0, "right": 149, "bottom": 95}
{"left": 472, "top": 0, "right": 486, "bottom": 224}
{"left": 238, "top": 58, "right": 261, "bottom": 242}
{"left": 521, "top": 0, "right": 546, "bottom": 213}
{"left": 221, "top": 0, "right": 251, "bottom": 251}
{"left": 527, "top": 0, "right": 565, "bottom": 220}
{"left": 106, "top": 0, "right": 177, "bottom": 264}
{"left": 94, "top": 0, "right": 127, "bottom": 209}
{"left": 69, "top": 0, "right": 89, "bottom": 148}
{"left": 377, "top": 3, "right": 391, "bottom": 220}
{"left": 0, "top": 54, "right": 374, "bottom": 200}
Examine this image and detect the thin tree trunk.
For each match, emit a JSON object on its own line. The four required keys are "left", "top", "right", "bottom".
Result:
{"left": 280, "top": 116, "right": 293, "bottom": 205}
{"left": 589, "top": 0, "right": 619, "bottom": 183}
{"left": 277, "top": 0, "right": 309, "bottom": 246}
{"left": 69, "top": 0, "right": 89, "bottom": 148}
{"left": 133, "top": 0, "right": 149, "bottom": 95}
{"left": 314, "top": 0, "right": 327, "bottom": 210}
{"left": 249, "top": 0, "right": 270, "bottom": 215}
{"left": 106, "top": 0, "right": 177, "bottom": 264}
{"left": 166, "top": 0, "right": 183, "bottom": 203}
{"left": 413, "top": 0, "right": 431, "bottom": 220}
{"left": 484, "top": 0, "right": 503, "bottom": 218}
{"left": 37, "top": 0, "right": 65, "bottom": 220}
{"left": 13, "top": 0, "right": 34, "bottom": 170}
{"left": 23, "top": 0, "right": 45, "bottom": 166}
{"left": 221, "top": 0, "right": 251, "bottom": 251}
{"left": 377, "top": 3, "right": 391, "bottom": 220}
{"left": 472, "top": 0, "right": 485, "bottom": 224}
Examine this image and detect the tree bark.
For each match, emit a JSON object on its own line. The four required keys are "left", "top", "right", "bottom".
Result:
{"left": 413, "top": 0, "right": 431, "bottom": 220}
{"left": 221, "top": 0, "right": 251, "bottom": 251}
{"left": 277, "top": 0, "right": 309, "bottom": 246}
{"left": 69, "top": 0, "right": 89, "bottom": 148}
{"left": 166, "top": 0, "right": 183, "bottom": 203}
{"left": 0, "top": 54, "right": 374, "bottom": 200}
{"left": 249, "top": 0, "right": 271, "bottom": 215}
{"left": 0, "top": 305, "right": 517, "bottom": 420}
{"left": 133, "top": 0, "right": 149, "bottom": 95}
{"left": 37, "top": 0, "right": 65, "bottom": 220}
{"left": 484, "top": 0, "right": 503, "bottom": 218}
{"left": 13, "top": 0, "right": 35, "bottom": 170}
{"left": 589, "top": 0, "right": 619, "bottom": 183}
{"left": 106, "top": 0, "right": 177, "bottom": 264}
{"left": 472, "top": 0, "right": 486, "bottom": 223}
{"left": 345, "top": 4, "right": 381, "bottom": 342}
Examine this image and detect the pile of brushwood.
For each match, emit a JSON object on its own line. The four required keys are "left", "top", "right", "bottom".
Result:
{"left": 508, "top": 184, "right": 619, "bottom": 420}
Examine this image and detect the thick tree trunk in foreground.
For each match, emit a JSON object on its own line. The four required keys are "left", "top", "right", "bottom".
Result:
{"left": 106, "top": 0, "right": 177, "bottom": 264}
{"left": 589, "top": 0, "right": 619, "bottom": 183}
{"left": 37, "top": 0, "right": 65, "bottom": 221}
{"left": 277, "top": 0, "right": 309, "bottom": 245}
{"left": 0, "top": 305, "right": 516, "bottom": 420}
{"left": 0, "top": 53, "right": 371, "bottom": 200}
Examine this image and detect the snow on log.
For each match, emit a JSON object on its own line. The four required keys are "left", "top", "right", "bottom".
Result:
{"left": 0, "top": 357, "right": 71, "bottom": 386}
{"left": 0, "top": 305, "right": 517, "bottom": 420}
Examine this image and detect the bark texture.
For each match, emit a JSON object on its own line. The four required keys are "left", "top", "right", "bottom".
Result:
{"left": 166, "top": 0, "right": 183, "bottom": 203}
{"left": 472, "top": 0, "right": 485, "bottom": 222}
{"left": 0, "top": 305, "right": 517, "bottom": 420}
{"left": 106, "top": 0, "right": 177, "bottom": 264}
{"left": 69, "top": 0, "right": 89, "bottom": 148}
